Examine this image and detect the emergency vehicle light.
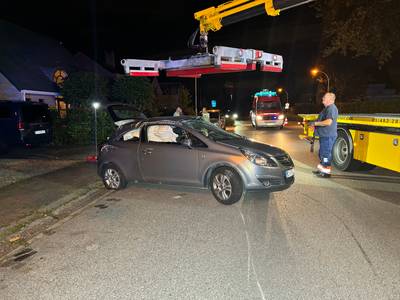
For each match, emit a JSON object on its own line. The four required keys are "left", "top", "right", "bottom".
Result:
{"left": 255, "top": 90, "right": 277, "bottom": 97}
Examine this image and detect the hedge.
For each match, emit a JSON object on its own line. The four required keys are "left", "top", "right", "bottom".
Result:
{"left": 50, "top": 108, "right": 115, "bottom": 146}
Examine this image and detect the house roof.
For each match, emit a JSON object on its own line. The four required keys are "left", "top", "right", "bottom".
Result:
{"left": 0, "top": 20, "right": 113, "bottom": 93}
{"left": 0, "top": 20, "right": 77, "bottom": 92}
{"left": 73, "top": 52, "right": 114, "bottom": 78}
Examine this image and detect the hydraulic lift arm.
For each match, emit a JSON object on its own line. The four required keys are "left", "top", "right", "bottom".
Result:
{"left": 121, "top": 0, "right": 315, "bottom": 78}
{"left": 193, "top": 0, "right": 316, "bottom": 51}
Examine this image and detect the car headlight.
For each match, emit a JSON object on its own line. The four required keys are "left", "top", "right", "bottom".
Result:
{"left": 256, "top": 115, "right": 263, "bottom": 120}
{"left": 278, "top": 114, "right": 285, "bottom": 120}
{"left": 232, "top": 113, "right": 238, "bottom": 119}
{"left": 225, "top": 114, "right": 230, "bottom": 118}
{"left": 241, "top": 149, "right": 278, "bottom": 167}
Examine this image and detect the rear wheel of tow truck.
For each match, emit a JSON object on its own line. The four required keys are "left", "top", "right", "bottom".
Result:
{"left": 332, "top": 130, "right": 362, "bottom": 171}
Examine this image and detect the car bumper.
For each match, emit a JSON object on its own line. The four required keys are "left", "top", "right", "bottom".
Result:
{"left": 240, "top": 161, "right": 294, "bottom": 191}
{"left": 256, "top": 119, "right": 285, "bottom": 127}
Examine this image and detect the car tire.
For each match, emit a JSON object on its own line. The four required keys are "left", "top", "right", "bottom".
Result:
{"left": 332, "top": 130, "right": 362, "bottom": 171}
{"left": 210, "top": 167, "right": 243, "bottom": 205}
{"left": 101, "top": 164, "right": 127, "bottom": 190}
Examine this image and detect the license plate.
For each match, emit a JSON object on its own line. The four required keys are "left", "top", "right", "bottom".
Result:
{"left": 285, "top": 169, "right": 294, "bottom": 178}
{"left": 34, "top": 130, "right": 46, "bottom": 135}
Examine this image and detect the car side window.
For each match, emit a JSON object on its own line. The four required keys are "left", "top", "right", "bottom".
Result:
{"left": 147, "top": 125, "right": 179, "bottom": 144}
{"left": 0, "top": 106, "right": 12, "bottom": 119}
{"left": 188, "top": 133, "right": 207, "bottom": 148}
{"left": 122, "top": 128, "right": 141, "bottom": 142}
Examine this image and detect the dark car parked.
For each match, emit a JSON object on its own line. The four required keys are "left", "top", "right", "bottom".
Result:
{"left": 0, "top": 101, "right": 52, "bottom": 152}
{"left": 97, "top": 105, "right": 294, "bottom": 205}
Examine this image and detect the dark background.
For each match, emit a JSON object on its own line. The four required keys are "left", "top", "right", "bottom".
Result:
{"left": 2, "top": 0, "right": 322, "bottom": 115}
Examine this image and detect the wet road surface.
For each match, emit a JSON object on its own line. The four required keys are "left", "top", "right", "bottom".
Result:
{"left": 1, "top": 122, "right": 399, "bottom": 299}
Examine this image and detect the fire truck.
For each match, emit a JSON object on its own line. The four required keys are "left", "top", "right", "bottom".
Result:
{"left": 299, "top": 114, "right": 400, "bottom": 173}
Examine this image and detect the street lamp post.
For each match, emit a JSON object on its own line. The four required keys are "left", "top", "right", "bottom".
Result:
{"left": 194, "top": 77, "right": 199, "bottom": 116}
{"left": 92, "top": 102, "right": 100, "bottom": 158}
{"left": 311, "top": 68, "right": 330, "bottom": 92}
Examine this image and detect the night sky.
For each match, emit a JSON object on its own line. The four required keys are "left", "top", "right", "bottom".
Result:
{"left": 2, "top": 0, "right": 321, "bottom": 114}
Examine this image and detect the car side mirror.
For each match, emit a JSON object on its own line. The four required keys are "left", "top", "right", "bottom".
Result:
{"left": 182, "top": 138, "right": 192, "bottom": 149}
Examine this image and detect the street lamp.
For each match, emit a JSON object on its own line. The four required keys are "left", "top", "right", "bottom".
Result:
{"left": 92, "top": 102, "right": 100, "bottom": 158}
{"left": 277, "top": 88, "right": 289, "bottom": 109}
{"left": 311, "top": 68, "right": 330, "bottom": 92}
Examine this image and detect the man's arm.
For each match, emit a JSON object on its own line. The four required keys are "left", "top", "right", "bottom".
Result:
{"left": 314, "top": 118, "right": 333, "bottom": 127}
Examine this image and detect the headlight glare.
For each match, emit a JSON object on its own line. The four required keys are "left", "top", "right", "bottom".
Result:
{"left": 233, "top": 113, "right": 238, "bottom": 119}
{"left": 256, "top": 115, "right": 263, "bottom": 120}
{"left": 278, "top": 114, "right": 285, "bottom": 120}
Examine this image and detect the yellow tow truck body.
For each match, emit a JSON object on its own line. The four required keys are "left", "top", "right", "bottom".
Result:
{"left": 299, "top": 114, "right": 400, "bottom": 173}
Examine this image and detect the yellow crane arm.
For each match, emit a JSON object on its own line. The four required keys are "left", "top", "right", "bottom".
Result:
{"left": 194, "top": 0, "right": 315, "bottom": 35}
{"left": 195, "top": 0, "right": 279, "bottom": 35}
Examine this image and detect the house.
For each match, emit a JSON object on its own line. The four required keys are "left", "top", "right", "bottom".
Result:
{"left": 0, "top": 20, "right": 113, "bottom": 109}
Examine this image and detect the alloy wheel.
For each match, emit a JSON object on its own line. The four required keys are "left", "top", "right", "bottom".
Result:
{"left": 212, "top": 173, "right": 232, "bottom": 201}
{"left": 104, "top": 168, "right": 121, "bottom": 189}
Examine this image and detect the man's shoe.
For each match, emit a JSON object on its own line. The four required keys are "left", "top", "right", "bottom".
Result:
{"left": 312, "top": 170, "right": 321, "bottom": 175}
{"left": 316, "top": 172, "right": 331, "bottom": 178}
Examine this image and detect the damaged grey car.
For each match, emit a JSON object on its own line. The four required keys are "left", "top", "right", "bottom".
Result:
{"left": 97, "top": 105, "right": 294, "bottom": 205}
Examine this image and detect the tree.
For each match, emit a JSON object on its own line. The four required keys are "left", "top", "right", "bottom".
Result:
{"left": 315, "top": 0, "right": 400, "bottom": 66}
{"left": 177, "top": 86, "right": 194, "bottom": 115}
{"left": 61, "top": 72, "right": 109, "bottom": 107}
{"left": 111, "top": 76, "right": 154, "bottom": 112}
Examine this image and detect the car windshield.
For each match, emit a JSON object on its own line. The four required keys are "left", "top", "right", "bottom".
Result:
{"left": 183, "top": 118, "right": 240, "bottom": 141}
{"left": 257, "top": 101, "right": 281, "bottom": 110}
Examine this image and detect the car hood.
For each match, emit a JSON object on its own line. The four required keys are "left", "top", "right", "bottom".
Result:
{"left": 216, "top": 138, "right": 286, "bottom": 157}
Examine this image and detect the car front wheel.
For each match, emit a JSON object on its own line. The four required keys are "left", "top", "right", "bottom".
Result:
{"left": 102, "top": 164, "right": 127, "bottom": 190}
{"left": 210, "top": 167, "right": 243, "bottom": 205}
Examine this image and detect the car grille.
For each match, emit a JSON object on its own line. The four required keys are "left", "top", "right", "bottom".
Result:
{"left": 275, "top": 154, "right": 294, "bottom": 167}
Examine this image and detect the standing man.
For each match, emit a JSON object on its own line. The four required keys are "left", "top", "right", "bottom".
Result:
{"left": 310, "top": 92, "right": 339, "bottom": 178}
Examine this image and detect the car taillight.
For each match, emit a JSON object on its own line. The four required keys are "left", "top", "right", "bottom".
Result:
{"left": 17, "top": 121, "right": 25, "bottom": 130}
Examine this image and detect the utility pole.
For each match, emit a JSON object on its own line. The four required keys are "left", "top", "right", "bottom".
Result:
{"left": 195, "top": 77, "right": 198, "bottom": 115}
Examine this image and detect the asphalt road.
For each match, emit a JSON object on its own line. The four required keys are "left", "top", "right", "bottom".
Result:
{"left": 1, "top": 122, "right": 400, "bottom": 299}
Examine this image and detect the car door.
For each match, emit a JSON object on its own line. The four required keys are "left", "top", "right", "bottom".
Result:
{"left": 138, "top": 124, "right": 200, "bottom": 186}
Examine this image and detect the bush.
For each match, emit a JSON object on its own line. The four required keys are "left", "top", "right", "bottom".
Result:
{"left": 51, "top": 108, "right": 114, "bottom": 146}
{"left": 61, "top": 72, "right": 109, "bottom": 107}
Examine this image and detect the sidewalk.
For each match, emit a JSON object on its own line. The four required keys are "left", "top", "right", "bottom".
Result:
{"left": 0, "top": 145, "right": 108, "bottom": 259}
{"left": 0, "top": 146, "right": 95, "bottom": 188}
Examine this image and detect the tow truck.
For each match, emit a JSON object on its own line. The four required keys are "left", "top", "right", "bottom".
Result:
{"left": 121, "top": 0, "right": 315, "bottom": 78}
{"left": 299, "top": 114, "right": 400, "bottom": 173}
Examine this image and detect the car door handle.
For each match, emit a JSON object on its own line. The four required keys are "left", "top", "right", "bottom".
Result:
{"left": 142, "top": 148, "right": 153, "bottom": 155}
